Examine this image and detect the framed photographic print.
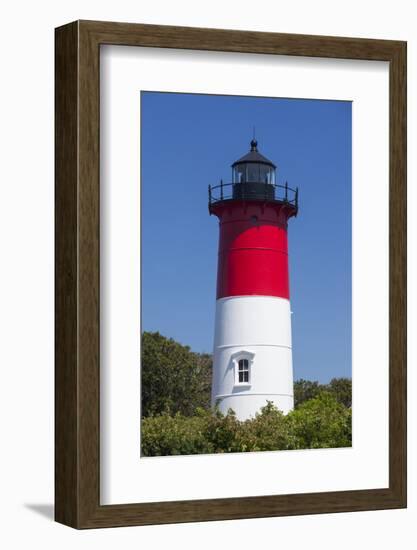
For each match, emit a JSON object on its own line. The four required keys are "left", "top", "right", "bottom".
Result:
{"left": 55, "top": 20, "right": 406, "bottom": 528}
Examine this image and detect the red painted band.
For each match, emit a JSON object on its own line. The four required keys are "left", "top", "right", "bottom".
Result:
{"left": 210, "top": 201, "right": 295, "bottom": 299}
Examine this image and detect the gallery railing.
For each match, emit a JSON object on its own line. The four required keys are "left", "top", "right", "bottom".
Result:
{"left": 208, "top": 181, "right": 299, "bottom": 211}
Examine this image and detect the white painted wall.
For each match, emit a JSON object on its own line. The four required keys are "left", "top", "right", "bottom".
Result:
{"left": 212, "top": 296, "right": 294, "bottom": 418}
{"left": 0, "top": 1, "right": 416, "bottom": 549}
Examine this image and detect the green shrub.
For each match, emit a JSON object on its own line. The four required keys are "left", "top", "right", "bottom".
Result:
{"left": 287, "top": 392, "right": 352, "bottom": 449}
{"left": 241, "top": 402, "right": 296, "bottom": 451}
{"left": 141, "top": 411, "right": 210, "bottom": 456}
{"left": 141, "top": 394, "right": 352, "bottom": 457}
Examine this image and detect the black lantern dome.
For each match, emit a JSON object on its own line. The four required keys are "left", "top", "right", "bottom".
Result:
{"left": 208, "top": 139, "right": 299, "bottom": 216}
{"left": 232, "top": 140, "right": 276, "bottom": 200}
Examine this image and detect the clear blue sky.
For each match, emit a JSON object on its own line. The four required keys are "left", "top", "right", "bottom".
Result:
{"left": 141, "top": 92, "right": 352, "bottom": 383}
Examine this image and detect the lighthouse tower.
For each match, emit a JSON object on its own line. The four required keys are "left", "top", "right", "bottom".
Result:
{"left": 209, "top": 139, "right": 299, "bottom": 420}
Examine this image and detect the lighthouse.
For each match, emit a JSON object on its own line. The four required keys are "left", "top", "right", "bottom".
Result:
{"left": 209, "top": 139, "right": 299, "bottom": 420}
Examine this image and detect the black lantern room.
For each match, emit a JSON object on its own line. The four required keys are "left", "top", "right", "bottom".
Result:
{"left": 208, "top": 139, "right": 299, "bottom": 215}
{"left": 232, "top": 139, "right": 276, "bottom": 201}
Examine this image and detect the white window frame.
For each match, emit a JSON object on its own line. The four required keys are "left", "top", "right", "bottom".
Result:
{"left": 231, "top": 351, "right": 255, "bottom": 388}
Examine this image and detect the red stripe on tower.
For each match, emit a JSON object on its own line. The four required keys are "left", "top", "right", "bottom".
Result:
{"left": 210, "top": 201, "right": 295, "bottom": 299}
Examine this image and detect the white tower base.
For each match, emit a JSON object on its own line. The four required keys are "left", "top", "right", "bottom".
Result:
{"left": 211, "top": 295, "right": 294, "bottom": 420}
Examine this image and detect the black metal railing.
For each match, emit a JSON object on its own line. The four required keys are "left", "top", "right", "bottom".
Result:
{"left": 208, "top": 181, "right": 299, "bottom": 210}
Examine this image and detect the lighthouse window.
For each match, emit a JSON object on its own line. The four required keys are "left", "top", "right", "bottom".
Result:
{"left": 259, "top": 165, "right": 275, "bottom": 185}
{"left": 233, "top": 165, "right": 246, "bottom": 183}
{"left": 247, "top": 164, "right": 259, "bottom": 182}
{"left": 238, "top": 359, "right": 250, "bottom": 383}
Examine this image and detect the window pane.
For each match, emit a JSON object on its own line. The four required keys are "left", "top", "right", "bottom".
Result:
{"left": 259, "top": 164, "right": 269, "bottom": 183}
{"left": 237, "top": 358, "right": 250, "bottom": 383}
{"left": 247, "top": 164, "right": 259, "bottom": 182}
{"left": 238, "top": 359, "right": 248, "bottom": 371}
{"left": 233, "top": 166, "right": 243, "bottom": 183}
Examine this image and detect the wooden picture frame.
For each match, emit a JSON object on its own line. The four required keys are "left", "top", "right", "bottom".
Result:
{"left": 55, "top": 20, "right": 407, "bottom": 529}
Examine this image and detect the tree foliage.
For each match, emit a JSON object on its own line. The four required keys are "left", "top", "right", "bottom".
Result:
{"left": 141, "top": 395, "right": 352, "bottom": 457}
{"left": 287, "top": 392, "right": 352, "bottom": 449}
{"left": 326, "top": 377, "right": 352, "bottom": 408}
{"left": 141, "top": 332, "right": 212, "bottom": 417}
{"left": 294, "top": 377, "right": 352, "bottom": 408}
{"left": 293, "top": 379, "right": 322, "bottom": 406}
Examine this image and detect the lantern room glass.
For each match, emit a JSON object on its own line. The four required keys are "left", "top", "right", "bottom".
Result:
{"left": 232, "top": 163, "right": 275, "bottom": 185}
